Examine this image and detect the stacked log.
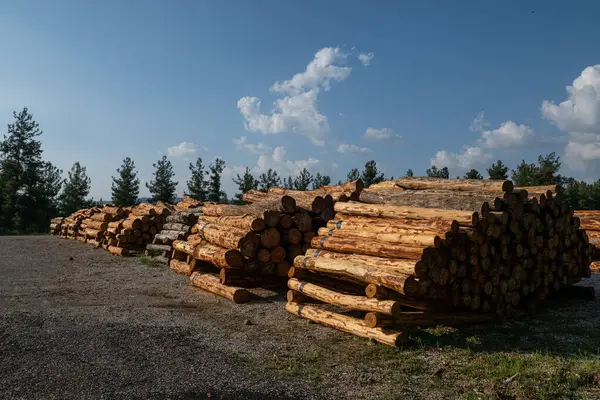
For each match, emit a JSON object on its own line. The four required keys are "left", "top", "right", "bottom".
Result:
{"left": 146, "top": 210, "right": 199, "bottom": 265}
{"left": 49, "top": 217, "right": 64, "bottom": 235}
{"left": 59, "top": 208, "right": 99, "bottom": 241}
{"left": 287, "top": 179, "right": 595, "bottom": 347}
{"left": 574, "top": 210, "right": 600, "bottom": 262}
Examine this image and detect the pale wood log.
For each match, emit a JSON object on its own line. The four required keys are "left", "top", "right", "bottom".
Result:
{"left": 170, "top": 259, "right": 196, "bottom": 276}
{"left": 162, "top": 222, "right": 191, "bottom": 233}
{"left": 146, "top": 243, "right": 172, "bottom": 253}
{"left": 359, "top": 189, "right": 498, "bottom": 211}
{"left": 287, "top": 267, "right": 366, "bottom": 293}
{"left": 87, "top": 239, "right": 101, "bottom": 247}
{"left": 166, "top": 214, "right": 190, "bottom": 224}
{"left": 201, "top": 197, "right": 295, "bottom": 218}
{"left": 311, "top": 236, "right": 429, "bottom": 261}
{"left": 85, "top": 229, "right": 102, "bottom": 239}
{"left": 285, "top": 302, "right": 406, "bottom": 347}
{"left": 250, "top": 189, "right": 326, "bottom": 213}
{"left": 172, "top": 240, "right": 196, "bottom": 255}
{"left": 304, "top": 249, "right": 428, "bottom": 278}
{"left": 394, "top": 177, "right": 512, "bottom": 192}
{"left": 108, "top": 246, "right": 129, "bottom": 256}
{"left": 333, "top": 214, "right": 461, "bottom": 233}
{"left": 288, "top": 278, "right": 401, "bottom": 316}
{"left": 193, "top": 242, "right": 246, "bottom": 269}
{"left": 91, "top": 213, "right": 114, "bottom": 222}
{"left": 187, "top": 234, "right": 204, "bottom": 247}
{"left": 334, "top": 202, "right": 476, "bottom": 225}
{"left": 85, "top": 220, "right": 109, "bottom": 230}
{"left": 196, "top": 219, "right": 256, "bottom": 257}
{"left": 190, "top": 272, "right": 251, "bottom": 303}
{"left": 122, "top": 218, "right": 142, "bottom": 230}
{"left": 294, "top": 255, "right": 420, "bottom": 296}
{"left": 107, "top": 221, "right": 124, "bottom": 229}
{"left": 317, "top": 227, "right": 443, "bottom": 248}
{"left": 197, "top": 215, "right": 265, "bottom": 232}
{"left": 102, "top": 206, "right": 125, "bottom": 216}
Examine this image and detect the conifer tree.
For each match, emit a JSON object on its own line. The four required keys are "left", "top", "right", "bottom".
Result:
{"left": 146, "top": 155, "right": 178, "bottom": 203}
{"left": 346, "top": 168, "right": 360, "bottom": 181}
{"left": 361, "top": 160, "right": 384, "bottom": 187}
{"left": 111, "top": 157, "right": 140, "bottom": 206}
{"left": 463, "top": 169, "right": 483, "bottom": 179}
{"left": 58, "top": 162, "right": 91, "bottom": 216}
{"left": 232, "top": 167, "right": 259, "bottom": 204}
{"left": 487, "top": 160, "right": 509, "bottom": 180}
{"left": 208, "top": 158, "right": 225, "bottom": 202}
{"left": 258, "top": 168, "right": 281, "bottom": 191}
{"left": 312, "top": 172, "right": 331, "bottom": 189}
{"left": 294, "top": 168, "right": 313, "bottom": 190}
{"left": 187, "top": 157, "right": 208, "bottom": 201}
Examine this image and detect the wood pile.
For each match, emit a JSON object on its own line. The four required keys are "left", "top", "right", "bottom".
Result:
{"left": 49, "top": 217, "right": 64, "bottom": 235}
{"left": 172, "top": 181, "right": 364, "bottom": 303}
{"left": 574, "top": 210, "right": 600, "bottom": 262}
{"left": 287, "top": 178, "right": 595, "bottom": 347}
{"left": 59, "top": 208, "right": 98, "bottom": 242}
{"left": 146, "top": 205, "right": 200, "bottom": 265}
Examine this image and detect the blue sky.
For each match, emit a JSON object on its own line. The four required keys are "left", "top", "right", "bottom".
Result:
{"left": 1, "top": 0, "right": 600, "bottom": 200}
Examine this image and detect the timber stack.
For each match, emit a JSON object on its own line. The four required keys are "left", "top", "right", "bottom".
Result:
{"left": 574, "top": 210, "right": 600, "bottom": 272}
{"left": 146, "top": 196, "right": 201, "bottom": 265}
{"left": 49, "top": 217, "right": 64, "bottom": 235}
{"left": 287, "top": 177, "right": 595, "bottom": 347}
{"left": 60, "top": 208, "right": 98, "bottom": 242}
{"left": 173, "top": 181, "right": 363, "bottom": 303}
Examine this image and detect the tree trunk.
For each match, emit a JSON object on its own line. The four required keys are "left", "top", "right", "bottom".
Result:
{"left": 198, "top": 215, "right": 265, "bottom": 232}
{"left": 108, "top": 246, "right": 129, "bottom": 256}
{"left": 85, "top": 220, "right": 109, "bottom": 230}
{"left": 285, "top": 302, "right": 406, "bottom": 347}
{"left": 260, "top": 227, "right": 281, "bottom": 249}
{"left": 172, "top": 240, "right": 196, "bottom": 255}
{"left": 311, "top": 235, "right": 429, "bottom": 261}
{"left": 334, "top": 202, "right": 476, "bottom": 225}
{"left": 317, "top": 227, "right": 443, "bottom": 248}
{"left": 162, "top": 222, "right": 191, "bottom": 232}
{"left": 190, "top": 272, "right": 251, "bottom": 303}
{"left": 196, "top": 220, "right": 256, "bottom": 257}
{"left": 170, "top": 259, "right": 196, "bottom": 276}
{"left": 304, "top": 249, "right": 429, "bottom": 278}
{"left": 270, "top": 246, "right": 286, "bottom": 263}
{"left": 201, "top": 196, "right": 296, "bottom": 218}
{"left": 146, "top": 243, "right": 172, "bottom": 253}
{"left": 359, "top": 189, "right": 498, "bottom": 211}
{"left": 288, "top": 278, "right": 401, "bottom": 316}
{"left": 122, "top": 218, "right": 142, "bottom": 230}
{"left": 91, "top": 213, "right": 114, "bottom": 222}
{"left": 293, "top": 255, "right": 420, "bottom": 296}
{"left": 283, "top": 228, "right": 302, "bottom": 245}
{"left": 394, "top": 177, "right": 512, "bottom": 192}
{"left": 193, "top": 242, "right": 246, "bottom": 269}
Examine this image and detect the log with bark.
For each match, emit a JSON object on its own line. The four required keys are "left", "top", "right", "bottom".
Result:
{"left": 190, "top": 272, "right": 251, "bottom": 303}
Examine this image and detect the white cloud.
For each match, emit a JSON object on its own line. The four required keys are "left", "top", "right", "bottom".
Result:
{"left": 232, "top": 136, "right": 272, "bottom": 155}
{"left": 332, "top": 162, "right": 339, "bottom": 170}
{"left": 167, "top": 142, "right": 201, "bottom": 159}
{"left": 541, "top": 64, "right": 600, "bottom": 170}
{"left": 237, "top": 47, "right": 368, "bottom": 146}
{"left": 430, "top": 146, "right": 492, "bottom": 170}
{"left": 337, "top": 143, "right": 372, "bottom": 154}
{"left": 362, "top": 127, "right": 402, "bottom": 143}
{"left": 255, "top": 146, "right": 320, "bottom": 177}
{"left": 478, "top": 120, "right": 535, "bottom": 149}
{"left": 358, "top": 52, "right": 374, "bottom": 67}
{"left": 469, "top": 111, "right": 489, "bottom": 133}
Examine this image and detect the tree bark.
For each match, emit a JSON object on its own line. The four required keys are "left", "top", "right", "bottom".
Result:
{"left": 193, "top": 242, "right": 246, "bottom": 269}
{"left": 146, "top": 243, "right": 172, "bottom": 253}
{"left": 122, "top": 218, "right": 142, "bottom": 230}
{"left": 294, "top": 255, "right": 420, "bottom": 296}
{"left": 260, "top": 227, "right": 281, "bottom": 249}
{"left": 359, "top": 189, "right": 498, "bottom": 211}
{"left": 317, "top": 226, "right": 443, "bottom": 248}
{"left": 91, "top": 213, "right": 114, "bottom": 222}
{"left": 197, "top": 215, "right": 265, "bottom": 232}
{"left": 334, "top": 202, "right": 476, "bottom": 225}
{"left": 172, "top": 239, "right": 195, "bottom": 255}
{"left": 108, "top": 246, "right": 129, "bottom": 256}
{"left": 285, "top": 302, "right": 406, "bottom": 347}
{"left": 311, "top": 235, "right": 429, "bottom": 261}
{"left": 162, "top": 222, "right": 191, "bottom": 233}
{"left": 394, "top": 177, "right": 512, "bottom": 192}
{"left": 190, "top": 272, "right": 251, "bottom": 303}
{"left": 170, "top": 259, "right": 196, "bottom": 276}
{"left": 288, "top": 278, "right": 401, "bottom": 316}
{"left": 196, "top": 219, "right": 256, "bottom": 257}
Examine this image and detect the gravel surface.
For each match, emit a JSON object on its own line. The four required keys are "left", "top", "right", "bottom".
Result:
{"left": 0, "top": 236, "right": 368, "bottom": 400}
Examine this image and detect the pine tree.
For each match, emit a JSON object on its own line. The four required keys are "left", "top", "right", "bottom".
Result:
{"left": 111, "top": 157, "right": 140, "bottom": 206}
{"left": 0, "top": 107, "right": 59, "bottom": 232}
{"left": 361, "top": 160, "right": 384, "bottom": 188}
{"left": 146, "top": 155, "right": 178, "bottom": 203}
{"left": 487, "top": 160, "right": 509, "bottom": 180}
{"left": 284, "top": 176, "right": 294, "bottom": 189}
{"left": 463, "top": 169, "right": 483, "bottom": 179}
{"left": 312, "top": 172, "right": 331, "bottom": 189}
{"left": 208, "top": 158, "right": 225, "bottom": 202}
{"left": 187, "top": 157, "right": 208, "bottom": 201}
{"left": 58, "top": 162, "right": 91, "bottom": 216}
{"left": 294, "top": 168, "right": 313, "bottom": 190}
{"left": 405, "top": 169, "right": 414, "bottom": 177}
{"left": 232, "top": 167, "right": 259, "bottom": 204}
{"left": 511, "top": 153, "right": 562, "bottom": 187}
{"left": 426, "top": 165, "right": 449, "bottom": 179}
{"left": 258, "top": 168, "right": 281, "bottom": 191}
{"left": 336, "top": 180, "right": 343, "bottom": 185}
{"left": 346, "top": 168, "right": 360, "bottom": 181}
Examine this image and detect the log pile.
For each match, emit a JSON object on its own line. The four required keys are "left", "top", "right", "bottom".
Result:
{"left": 59, "top": 208, "right": 99, "bottom": 242}
{"left": 174, "top": 182, "right": 364, "bottom": 303}
{"left": 49, "top": 217, "right": 64, "bottom": 235}
{"left": 287, "top": 178, "right": 595, "bottom": 347}
{"left": 574, "top": 210, "right": 600, "bottom": 262}
{"left": 146, "top": 207, "right": 200, "bottom": 265}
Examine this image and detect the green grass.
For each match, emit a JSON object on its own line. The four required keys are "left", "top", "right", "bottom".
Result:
{"left": 136, "top": 254, "right": 162, "bottom": 268}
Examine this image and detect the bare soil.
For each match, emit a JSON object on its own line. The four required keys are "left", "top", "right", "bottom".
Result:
{"left": 1, "top": 236, "right": 599, "bottom": 400}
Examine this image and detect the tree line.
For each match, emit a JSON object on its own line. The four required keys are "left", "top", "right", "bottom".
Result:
{"left": 1, "top": 107, "right": 599, "bottom": 234}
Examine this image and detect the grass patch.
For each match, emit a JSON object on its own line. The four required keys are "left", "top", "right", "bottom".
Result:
{"left": 137, "top": 254, "right": 162, "bottom": 268}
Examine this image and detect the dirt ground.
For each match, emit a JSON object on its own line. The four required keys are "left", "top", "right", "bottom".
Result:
{"left": 1, "top": 236, "right": 599, "bottom": 400}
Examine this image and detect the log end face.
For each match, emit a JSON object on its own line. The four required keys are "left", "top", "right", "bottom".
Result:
{"left": 232, "top": 289, "right": 251, "bottom": 304}
{"left": 502, "top": 180, "right": 514, "bottom": 193}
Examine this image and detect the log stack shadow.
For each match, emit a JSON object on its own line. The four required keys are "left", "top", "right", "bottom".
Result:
{"left": 286, "top": 178, "right": 596, "bottom": 347}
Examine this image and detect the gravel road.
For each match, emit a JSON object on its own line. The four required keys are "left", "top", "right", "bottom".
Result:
{"left": 0, "top": 236, "right": 376, "bottom": 400}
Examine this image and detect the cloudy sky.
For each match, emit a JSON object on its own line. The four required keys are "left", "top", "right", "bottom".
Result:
{"left": 1, "top": 0, "right": 599, "bottom": 199}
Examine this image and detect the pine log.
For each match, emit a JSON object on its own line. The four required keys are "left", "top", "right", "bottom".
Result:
{"left": 257, "top": 248, "right": 271, "bottom": 263}
{"left": 190, "top": 272, "right": 251, "bottom": 303}
{"left": 155, "top": 230, "right": 186, "bottom": 242}
{"left": 294, "top": 255, "right": 420, "bottom": 296}
{"left": 293, "top": 209, "right": 313, "bottom": 232}
{"left": 271, "top": 246, "right": 286, "bottom": 263}
{"left": 287, "top": 267, "right": 366, "bottom": 293}
{"left": 394, "top": 177, "right": 513, "bottom": 192}
{"left": 193, "top": 242, "right": 246, "bottom": 269}
{"left": 311, "top": 236, "right": 429, "bottom": 261}
{"left": 108, "top": 246, "right": 129, "bottom": 256}
{"left": 334, "top": 202, "right": 476, "bottom": 225}
{"left": 197, "top": 215, "right": 265, "bottom": 232}
{"left": 247, "top": 190, "right": 326, "bottom": 213}
{"left": 317, "top": 227, "right": 443, "bottom": 248}
{"left": 304, "top": 249, "right": 429, "bottom": 278}
{"left": 166, "top": 214, "right": 190, "bottom": 224}
{"left": 87, "top": 239, "right": 101, "bottom": 247}
{"left": 151, "top": 255, "right": 170, "bottom": 265}
{"left": 283, "top": 228, "right": 302, "bottom": 245}
{"left": 285, "top": 302, "right": 406, "bottom": 347}
{"left": 91, "top": 213, "right": 114, "bottom": 222}
{"left": 102, "top": 206, "right": 125, "bottom": 216}
{"left": 279, "top": 214, "right": 294, "bottom": 229}
{"left": 260, "top": 227, "right": 281, "bottom": 249}
{"left": 85, "top": 220, "right": 109, "bottom": 230}
{"left": 187, "top": 234, "right": 204, "bottom": 247}
{"left": 201, "top": 197, "right": 296, "bottom": 218}
{"left": 359, "top": 189, "right": 498, "bottom": 211}
{"left": 85, "top": 229, "right": 102, "bottom": 239}
{"left": 288, "top": 278, "right": 401, "bottom": 316}
{"left": 172, "top": 240, "right": 196, "bottom": 255}
{"left": 170, "top": 259, "right": 196, "bottom": 276}
{"left": 146, "top": 243, "right": 172, "bottom": 253}
{"left": 333, "top": 214, "right": 461, "bottom": 233}
{"left": 108, "top": 221, "right": 124, "bottom": 229}
{"left": 122, "top": 218, "right": 142, "bottom": 230}
{"left": 162, "top": 222, "right": 191, "bottom": 233}
{"left": 195, "top": 220, "right": 256, "bottom": 257}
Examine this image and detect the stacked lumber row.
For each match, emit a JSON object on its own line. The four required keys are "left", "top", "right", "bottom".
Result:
{"left": 101, "top": 204, "right": 170, "bottom": 256}
{"left": 286, "top": 178, "right": 595, "bottom": 347}
{"left": 49, "top": 217, "right": 64, "bottom": 235}
{"left": 574, "top": 210, "right": 600, "bottom": 262}
{"left": 145, "top": 210, "right": 199, "bottom": 264}
{"left": 59, "top": 208, "right": 100, "bottom": 241}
